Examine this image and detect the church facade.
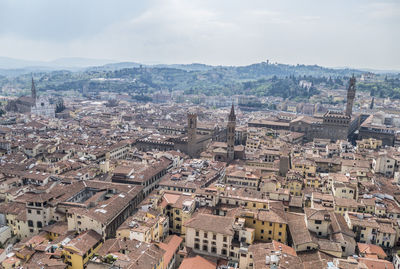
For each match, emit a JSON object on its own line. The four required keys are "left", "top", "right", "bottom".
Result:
{"left": 31, "top": 96, "right": 55, "bottom": 118}
{"left": 6, "top": 78, "right": 55, "bottom": 118}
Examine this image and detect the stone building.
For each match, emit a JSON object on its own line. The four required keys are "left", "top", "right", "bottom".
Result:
{"left": 31, "top": 96, "right": 55, "bottom": 118}
{"left": 6, "top": 78, "right": 55, "bottom": 118}
{"left": 187, "top": 112, "right": 198, "bottom": 157}
{"left": 288, "top": 76, "right": 359, "bottom": 142}
{"left": 134, "top": 113, "right": 215, "bottom": 156}
{"left": 358, "top": 114, "right": 396, "bottom": 146}
{"left": 183, "top": 112, "right": 213, "bottom": 158}
{"left": 345, "top": 76, "right": 356, "bottom": 117}
{"left": 211, "top": 105, "right": 245, "bottom": 162}
{"left": 5, "top": 78, "right": 37, "bottom": 113}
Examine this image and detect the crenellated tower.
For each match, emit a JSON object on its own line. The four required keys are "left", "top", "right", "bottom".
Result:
{"left": 345, "top": 75, "right": 356, "bottom": 117}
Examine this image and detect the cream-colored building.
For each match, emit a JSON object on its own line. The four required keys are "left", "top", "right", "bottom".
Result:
{"left": 185, "top": 213, "right": 254, "bottom": 261}
{"left": 225, "top": 166, "right": 261, "bottom": 189}
{"left": 334, "top": 197, "right": 359, "bottom": 216}
{"left": 332, "top": 182, "right": 357, "bottom": 200}
{"left": 305, "top": 208, "right": 331, "bottom": 237}
{"left": 345, "top": 212, "right": 397, "bottom": 248}
{"left": 372, "top": 152, "right": 398, "bottom": 177}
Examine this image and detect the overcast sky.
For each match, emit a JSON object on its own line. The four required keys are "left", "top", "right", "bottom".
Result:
{"left": 0, "top": 0, "right": 399, "bottom": 69}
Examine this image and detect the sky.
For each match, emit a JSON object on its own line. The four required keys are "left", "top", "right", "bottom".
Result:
{"left": 0, "top": 0, "right": 399, "bottom": 70}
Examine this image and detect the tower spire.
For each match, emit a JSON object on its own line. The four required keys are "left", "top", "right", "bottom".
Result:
{"left": 227, "top": 104, "right": 236, "bottom": 163}
{"left": 229, "top": 103, "right": 236, "bottom": 122}
{"left": 31, "top": 77, "right": 37, "bottom": 100}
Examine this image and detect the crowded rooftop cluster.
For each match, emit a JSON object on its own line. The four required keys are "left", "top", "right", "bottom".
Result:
{"left": 1, "top": 77, "right": 400, "bottom": 269}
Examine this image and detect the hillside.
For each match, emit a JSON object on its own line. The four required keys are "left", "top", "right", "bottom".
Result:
{"left": 1, "top": 61, "right": 397, "bottom": 101}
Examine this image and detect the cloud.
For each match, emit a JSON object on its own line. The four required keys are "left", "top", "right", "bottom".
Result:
{"left": 361, "top": 2, "right": 400, "bottom": 19}
{"left": 0, "top": 0, "right": 398, "bottom": 69}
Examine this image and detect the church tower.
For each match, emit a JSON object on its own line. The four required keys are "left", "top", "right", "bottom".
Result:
{"left": 227, "top": 104, "right": 236, "bottom": 162}
{"left": 187, "top": 112, "right": 197, "bottom": 157}
{"left": 31, "top": 77, "right": 37, "bottom": 100}
{"left": 345, "top": 75, "right": 356, "bottom": 117}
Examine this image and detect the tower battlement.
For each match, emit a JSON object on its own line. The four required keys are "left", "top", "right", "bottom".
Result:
{"left": 345, "top": 75, "right": 356, "bottom": 117}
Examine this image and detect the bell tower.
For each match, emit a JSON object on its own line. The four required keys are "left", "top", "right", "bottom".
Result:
{"left": 345, "top": 75, "right": 356, "bottom": 117}
{"left": 31, "top": 77, "right": 37, "bottom": 100}
{"left": 187, "top": 112, "right": 197, "bottom": 157}
{"left": 227, "top": 104, "right": 236, "bottom": 162}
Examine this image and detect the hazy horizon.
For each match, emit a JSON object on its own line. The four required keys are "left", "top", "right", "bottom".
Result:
{"left": 1, "top": 56, "right": 400, "bottom": 73}
{"left": 1, "top": 0, "right": 399, "bottom": 70}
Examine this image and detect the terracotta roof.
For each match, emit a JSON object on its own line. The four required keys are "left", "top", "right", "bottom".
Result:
{"left": 158, "top": 235, "right": 183, "bottom": 268}
{"left": 358, "top": 257, "right": 394, "bottom": 269}
{"left": 41, "top": 222, "right": 68, "bottom": 236}
{"left": 184, "top": 213, "right": 235, "bottom": 236}
{"left": 248, "top": 242, "right": 302, "bottom": 269}
{"left": 100, "top": 239, "right": 165, "bottom": 269}
{"left": 286, "top": 213, "right": 314, "bottom": 247}
{"left": 64, "top": 230, "right": 102, "bottom": 256}
{"left": 357, "top": 243, "right": 387, "bottom": 259}
{"left": 178, "top": 255, "right": 216, "bottom": 269}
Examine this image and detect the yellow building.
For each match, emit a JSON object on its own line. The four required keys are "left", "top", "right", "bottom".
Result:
{"left": 357, "top": 138, "right": 382, "bottom": 150}
{"left": 305, "top": 176, "right": 321, "bottom": 188}
{"left": 0, "top": 202, "right": 30, "bottom": 239}
{"left": 159, "top": 191, "right": 195, "bottom": 236}
{"left": 2, "top": 256, "right": 21, "bottom": 269}
{"left": 291, "top": 158, "right": 316, "bottom": 178}
{"left": 238, "top": 208, "right": 287, "bottom": 243}
{"left": 287, "top": 173, "right": 303, "bottom": 196}
{"left": 116, "top": 210, "right": 168, "bottom": 243}
{"left": 286, "top": 103, "right": 297, "bottom": 113}
{"left": 63, "top": 230, "right": 103, "bottom": 269}
{"left": 288, "top": 179, "right": 303, "bottom": 196}
{"left": 215, "top": 187, "right": 271, "bottom": 211}
{"left": 286, "top": 172, "right": 303, "bottom": 196}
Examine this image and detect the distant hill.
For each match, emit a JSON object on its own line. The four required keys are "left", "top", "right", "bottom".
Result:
{"left": 154, "top": 63, "right": 214, "bottom": 71}
{"left": 2, "top": 59, "right": 398, "bottom": 101}
{"left": 358, "top": 68, "right": 400, "bottom": 74}
{"left": 0, "top": 57, "right": 368, "bottom": 76}
{"left": 85, "top": 62, "right": 143, "bottom": 72}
